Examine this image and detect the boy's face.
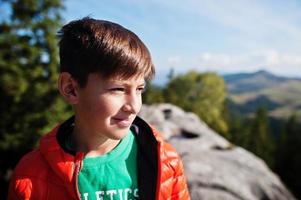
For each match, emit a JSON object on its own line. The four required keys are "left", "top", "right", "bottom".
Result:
{"left": 74, "top": 73, "right": 145, "bottom": 140}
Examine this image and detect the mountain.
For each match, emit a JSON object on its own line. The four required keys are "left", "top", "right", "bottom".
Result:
{"left": 223, "top": 70, "right": 301, "bottom": 119}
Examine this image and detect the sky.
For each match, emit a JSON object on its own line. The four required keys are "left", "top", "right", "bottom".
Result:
{"left": 63, "top": 0, "right": 301, "bottom": 84}
{"left": 2, "top": 0, "right": 301, "bottom": 84}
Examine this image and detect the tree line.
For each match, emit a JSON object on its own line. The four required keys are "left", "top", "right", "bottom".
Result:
{"left": 1, "top": 0, "right": 300, "bottom": 198}
{"left": 0, "top": 0, "right": 71, "bottom": 196}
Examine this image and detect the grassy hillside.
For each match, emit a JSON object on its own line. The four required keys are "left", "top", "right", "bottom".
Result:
{"left": 224, "top": 70, "right": 301, "bottom": 119}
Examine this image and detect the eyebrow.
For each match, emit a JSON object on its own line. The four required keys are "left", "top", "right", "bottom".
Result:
{"left": 107, "top": 80, "right": 145, "bottom": 87}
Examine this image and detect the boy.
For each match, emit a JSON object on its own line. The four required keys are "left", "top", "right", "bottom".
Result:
{"left": 8, "top": 17, "right": 190, "bottom": 200}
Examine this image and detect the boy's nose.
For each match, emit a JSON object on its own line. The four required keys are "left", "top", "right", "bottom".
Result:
{"left": 122, "top": 93, "right": 141, "bottom": 114}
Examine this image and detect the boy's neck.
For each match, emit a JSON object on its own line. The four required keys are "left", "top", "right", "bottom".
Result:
{"left": 72, "top": 123, "right": 121, "bottom": 157}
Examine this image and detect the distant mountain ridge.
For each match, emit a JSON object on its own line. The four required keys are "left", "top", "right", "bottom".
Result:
{"left": 223, "top": 70, "right": 301, "bottom": 82}
{"left": 223, "top": 70, "right": 301, "bottom": 94}
{"left": 223, "top": 70, "right": 301, "bottom": 119}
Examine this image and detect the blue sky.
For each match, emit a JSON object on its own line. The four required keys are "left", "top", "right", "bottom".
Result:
{"left": 2, "top": 0, "right": 301, "bottom": 84}
{"left": 63, "top": 0, "right": 301, "bottom": 84}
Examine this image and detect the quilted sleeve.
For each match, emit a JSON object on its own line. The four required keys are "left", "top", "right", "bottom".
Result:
{"left": 7, "top": 176, "right": 32, "bottom": 200}
{"left": 170, "top": 156, "right": 190, "bottom": 200}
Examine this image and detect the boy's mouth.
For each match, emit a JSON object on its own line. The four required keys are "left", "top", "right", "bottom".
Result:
{"left": 112, "top": 117, "right": 132, "bottom": 127}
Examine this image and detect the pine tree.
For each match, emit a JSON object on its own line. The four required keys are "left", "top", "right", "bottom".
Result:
{"left": 226, "top": 111, "right": 250, "bottom": 147}
{"left": 275, "top": 115, "right": 301, "bottom": 198}
{"left": 0, "top": 0, "right": 70, "bottom": 195}
{"left": 247, "top": 107, "right": 274, "bottom": 167}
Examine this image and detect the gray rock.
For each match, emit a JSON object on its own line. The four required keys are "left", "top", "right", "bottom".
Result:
{"left": 139, "top": 104, "right": 296, "bottom": 200}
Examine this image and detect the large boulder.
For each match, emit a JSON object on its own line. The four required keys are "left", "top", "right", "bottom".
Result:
{"left": 139, "top": 104, "right": 296, "bottom": 200}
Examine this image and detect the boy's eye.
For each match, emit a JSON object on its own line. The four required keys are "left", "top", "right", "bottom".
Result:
{"left": 109, "top": 86, "right": 145, "bottom": 94}
{"left": 110, "top": 88, "right": 125, "bottom": 92}
{"left": 137, "top": 87, "right": 145, "bottom": 93}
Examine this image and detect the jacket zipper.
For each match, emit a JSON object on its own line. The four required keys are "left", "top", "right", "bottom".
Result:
{"left": 155, "top": 142, "right": 162, "bottom": 200}
{"left": 74, "top": 153, "right": 83, "bottom": 200}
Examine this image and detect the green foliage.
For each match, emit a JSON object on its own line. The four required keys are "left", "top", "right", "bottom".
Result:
{"left": 142, "top": 84, "right": 165, "bottom": 104}
{"left": 275, "top": 115, "right": 301, "bottom": 198}
{"left": 0, "top": 0, "right": 69, "bottom": 150}
{"left": 226, "top": 110, "right": 250, "bottom": 148}
{"left": 227, "top": 104, "right": 301, "bottom": 198}
{"left": 164, "top": 71, "right": 228, "bottom": 134}
{"left": 247, "top": 107, "right": 275, "bottom": 167}
{"left": 0, "top": 0, "right": 70, "bottom": 195}
{"left": 227, "top": 107, "right": 275, "bottom": 167}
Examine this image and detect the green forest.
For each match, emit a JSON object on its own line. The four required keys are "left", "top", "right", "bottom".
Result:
{"left": 1, "top": 0, "right": 301, "bottom": 198}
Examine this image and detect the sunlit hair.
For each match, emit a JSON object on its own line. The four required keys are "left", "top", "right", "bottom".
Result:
{"left": 58, "top": 17, "right": 155, "bottom": 87}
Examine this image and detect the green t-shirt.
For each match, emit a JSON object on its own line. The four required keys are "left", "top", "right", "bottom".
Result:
{"left": 78, "top": 130, "right": 138, "bottom": 200}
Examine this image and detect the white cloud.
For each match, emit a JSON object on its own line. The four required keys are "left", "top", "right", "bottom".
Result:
{"left": 196, "top": 50, "right": 301, "bottom": 76}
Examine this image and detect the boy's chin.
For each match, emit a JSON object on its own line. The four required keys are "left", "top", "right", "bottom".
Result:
{"left": 108, "top": 128, "right": 131, "bottom": 140}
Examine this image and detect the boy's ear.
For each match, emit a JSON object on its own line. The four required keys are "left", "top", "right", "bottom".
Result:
{"left": 58, "top": 72, "right": 79, "bottom": 105}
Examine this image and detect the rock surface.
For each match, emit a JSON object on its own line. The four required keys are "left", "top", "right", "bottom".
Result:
{"left": 138, "top": 104, "right": 296, "bottom": 200}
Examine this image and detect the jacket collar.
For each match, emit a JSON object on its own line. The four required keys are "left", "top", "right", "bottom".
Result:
{"left": 39, "top": 115, "right": 160, "bottom": 200}
{"left": 39, "top": 123, "right": 78, "bottom": 183}
{"left": 132, "top": 117, "right": 159, "bottom": 200}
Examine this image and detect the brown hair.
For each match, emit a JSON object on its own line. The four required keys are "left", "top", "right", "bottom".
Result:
{"left": 58, "top": 17, "right": 155, "bottom": 87}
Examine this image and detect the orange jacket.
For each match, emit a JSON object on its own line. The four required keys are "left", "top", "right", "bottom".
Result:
{"left": 8, "top": 116, "right": 190, "bottom": 200}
